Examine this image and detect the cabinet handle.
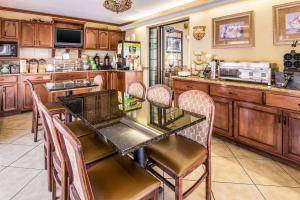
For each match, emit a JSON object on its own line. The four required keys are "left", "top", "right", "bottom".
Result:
{"left": 4, "top": 31, "right": 6, "bottom": 36}
{"left": 283, "top": 116, "right": 287, "bottom": 125}
{"left": 228, "top": 92, "right": 236, "bottom": 95}
{"left": 278, "top": 116, "right": 281, "bottom": 124}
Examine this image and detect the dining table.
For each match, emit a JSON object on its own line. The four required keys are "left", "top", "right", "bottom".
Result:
{"left": 58, "top": 89, "right": 206, "bottom": 167}
{"left": 44, "top": 80, "right": 98, "bottom": 122}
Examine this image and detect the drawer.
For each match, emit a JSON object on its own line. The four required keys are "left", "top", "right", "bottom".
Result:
{"left": 53, "top": 72, "right": 87, "bottom": 81}
{"left": 0, "top": 76, "right": 18, "bottom": 83}
{"left": 173, "top": 80, "right": 209, "bottom": 93}
{"left": 23, "top": 75, "right": 51, "bottom": 81}
{"left": 266, "top": 93, "right": 300, "bottom": 112}
{"left": 210, "top": 85, "right": 263, "bottom": 104}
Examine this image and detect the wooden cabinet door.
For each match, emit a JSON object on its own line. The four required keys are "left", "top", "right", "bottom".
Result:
{"left": 85, "top": 28, "right": 98, "bottom": 49}
{"left": 2, "top": 20, "right": 19, "bottom": 39}
{"left": 36, "top": 23, "right": 53, "bottom": 48}
{"left": 234, "top": 101, "right": 283, "bottom": 155}
{"left": 213, "top": 96, "right": 233, "bottom": 138}
{"left": 109, "top": 31, "right": 123, "bottom": 50}
{"left": 99, "top": 31, "right": 109, "bottom": 50}
{"left": 21, "top": 22, "right": 36, "bottom": 47}
{"left": 2, "top": 84, "right": 18, "bottom": 111}
{"left": 283, "top": 111, "right": 300, "bottom": 162}
{"left": 23, "top": 83, "right": 33, "bottom": 110}
{"left": 107, "top": 71, "right": 118, "bottom": 90}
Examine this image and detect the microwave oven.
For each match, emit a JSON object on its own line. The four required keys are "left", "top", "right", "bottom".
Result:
{"left": 0, "top": 43, "right": 17, "bottom": 57}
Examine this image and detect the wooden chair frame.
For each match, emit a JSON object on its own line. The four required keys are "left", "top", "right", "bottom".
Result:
{"left": 147, "top": 92, "right": 215, "bottom": 200}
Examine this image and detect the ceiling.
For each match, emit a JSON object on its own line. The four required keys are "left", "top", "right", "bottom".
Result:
{"left": 0, "top": 0, "right": 199, "bottom": 25}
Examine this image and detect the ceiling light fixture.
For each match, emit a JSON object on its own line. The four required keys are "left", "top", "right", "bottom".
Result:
{"left": 103, "top": 0, "right": 132, "bottom": 14}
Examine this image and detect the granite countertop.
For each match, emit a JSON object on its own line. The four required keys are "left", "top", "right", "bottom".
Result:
{"left": 172, "top": 76, "right": 300, "bottom": 95}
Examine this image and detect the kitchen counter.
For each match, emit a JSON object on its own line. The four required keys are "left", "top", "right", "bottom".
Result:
{"left": 172, "top": 76, "right": 300, "bottom": 96}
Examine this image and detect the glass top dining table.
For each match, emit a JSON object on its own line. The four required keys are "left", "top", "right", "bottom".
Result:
{"left": 58, "top": 90, "right": 206, "bottom": 167}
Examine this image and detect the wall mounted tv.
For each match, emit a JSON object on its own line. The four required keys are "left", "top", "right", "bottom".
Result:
{"left": 54, "top": 28, "right": 83, "bottom": 48}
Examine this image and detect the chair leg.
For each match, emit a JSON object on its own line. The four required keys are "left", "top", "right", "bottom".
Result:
{"left": 175, "top": 177, "right": 183, "bottom": 200}
{"left": 33, "top": 111, "right": 39, "bottom": 142}
{"left": 205, "top": 159, "right": 212, "bottom": 200}
{"left": 47, "top": 147, "right": 53, "bottom": 192}
{"left": 52, "top": 172, "right": 56, "bottom": 200}
{"left": 31, "top": 110, "right": 36, "bottom": 134}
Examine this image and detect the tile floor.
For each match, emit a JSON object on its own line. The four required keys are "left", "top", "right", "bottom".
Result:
{"left": 1, "top": 112, "right": 300, "bottom": 200}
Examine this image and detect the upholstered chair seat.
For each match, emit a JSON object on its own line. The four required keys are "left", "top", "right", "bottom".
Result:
{"left": 146, "top": 90, "right": 215, "bottom": 200}
{"left": 146, "top": 134, "right": 207, "bottom": 176}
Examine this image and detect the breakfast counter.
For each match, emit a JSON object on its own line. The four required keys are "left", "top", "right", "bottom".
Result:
{"left": 173, "top": 76, "right": 300, "bottom": 167}
{"left": 0, "top": 70, "right": 143, "bottom": 116}
{"left": 173, "top": 76, "right": 300, "bottom": 96}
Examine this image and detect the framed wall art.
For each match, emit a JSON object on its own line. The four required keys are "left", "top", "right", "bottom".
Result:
{"left": 212, "top": 11, "right": 254, "bottom": 48}
{"left": 273, "top": 1, "right": 300, "bottom": 45}
{"left": 166, "top": 37, "right": 182, "bottom": 53}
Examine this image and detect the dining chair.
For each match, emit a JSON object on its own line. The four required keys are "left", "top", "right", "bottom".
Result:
{"left": 92, "top": 75, "right": 104, "bottom": 92}
{"left": 146, "top": 90, "right": 215, "bottom": 200}
{"left": 146, "top": 84, "right": 173, "bottom": 107}
{"left": 26, "top": 79, "right": 65, "bottom": 142}
{"left": 34, "top": 91, "right": 117, "bottom": 200}
{"left": 127, "top": 81, "right": 146, "bottom": 100}
{"left": 53, "top": 116, "right": 161, "bottom": 200}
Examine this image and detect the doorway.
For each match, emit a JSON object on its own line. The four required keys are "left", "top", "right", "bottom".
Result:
{"left": 149, "top": 20, "right": 189, "bottom": 88}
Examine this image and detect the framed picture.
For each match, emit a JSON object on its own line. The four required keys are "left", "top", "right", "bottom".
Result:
{"left": 212, "top": 11, "right": 254, "bottom": 48}
{"left": 273, "top": 1, "right": 300, "bottom": 45}
{"left": 166, "top": 37, "right": 182, "bottom": 53}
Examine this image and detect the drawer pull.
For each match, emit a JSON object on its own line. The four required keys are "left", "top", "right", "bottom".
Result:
{"left": 278, "top": 116, "right": 281, "bottom": 124}
{"left": 228, "top": 92, "right": 236, "bottom": 95}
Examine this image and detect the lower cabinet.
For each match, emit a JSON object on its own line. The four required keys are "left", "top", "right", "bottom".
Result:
{"left": 212, "top": 96, "right": 233, "bottom": 138}
{"left": 23, "top": 81, "right": 50, "bottom": 110}
{"left": 2, "top": 84, "right": 18, "bottom": 112}
{"left": 234, "top": 101, "right": 283, "bottom": 155}
{"left": 283, "top": 111, "right": 300, "bottom": 163}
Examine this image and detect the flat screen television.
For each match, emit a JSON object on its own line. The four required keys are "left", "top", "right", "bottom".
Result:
{"left": 54, "top": 28, "right": 83, "bottom": 48}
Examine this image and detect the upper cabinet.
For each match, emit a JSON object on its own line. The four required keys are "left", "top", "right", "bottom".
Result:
{"left": 1, "top": 19, "right": 19, "bottom": 40}
{"left": 21, "top": 22, "right": 53, "bottom": 48}
{"left": 85, "top": 28, "right": 98, "bottom": 49}
{"left": 109, "top": 31, "right": 124, "bottom": 50}
{"left": 85, "top": 28, "right": 124, "bottom": 50}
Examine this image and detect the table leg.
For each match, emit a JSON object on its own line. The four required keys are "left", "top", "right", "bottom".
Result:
{"left": 133, "top": 147, "right": 146, "bottom": 168}
{"left": 65, "top": 90, "right": 73, "bottom": 123}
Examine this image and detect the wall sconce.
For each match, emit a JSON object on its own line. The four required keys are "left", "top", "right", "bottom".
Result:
{"left": 193, "top": 26, "right": 206, "bottom": 40}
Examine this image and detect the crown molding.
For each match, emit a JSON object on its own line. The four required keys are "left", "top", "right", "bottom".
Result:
{"left": 0, "top": 6, "right": 120, "bottom": 26}
{"left": 120, "top": 0, "right": 244, "bottom": 30}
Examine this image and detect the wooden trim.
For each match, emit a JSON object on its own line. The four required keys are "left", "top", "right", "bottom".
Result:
{"left": 0, "top": 6, "right": 120, "bottom": 27}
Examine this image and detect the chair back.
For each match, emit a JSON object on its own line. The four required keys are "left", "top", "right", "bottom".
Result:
{"left": 33, "top": 91, "right": 63, "bottom": 161}
{"left": 92, "top": 75, "right": 103, "bottom": 92}
{"left": 146, "top": 84, "right": 173, "bottom": 107}
{"left": 127, "top": 81, "right": 146, "bottom": 100}
{"left": 53, "top": 116, "right": 93, "bottom": 200}
{"left": 177, "top": 90, "right": 215, "bottom": 149}
{"left": 27, "top": 79, "right": 38, "bottom": 112}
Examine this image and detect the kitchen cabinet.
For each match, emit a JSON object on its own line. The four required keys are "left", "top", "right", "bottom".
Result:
{"left": 109, "top": 31, "right": 124, "bottom": 50}
{"left": 36, "top": 23, "right": 53, "bottom": 47}
{"left": 85, "top": 29, "right": 120, "bottom": 50}
{"left": 21, "top": 22, "right": 53, "bottom": 48}
{"left": 234, "top": 101, "right": 282, "bottom": 155}
{"left": 213, "top": 96, "right": 233, "bottom": 138}
{"left": 1, "top": 19, "right": 19, "bottom": 40}
{"left": 99, "top": 31, "right": 109, "bottom": 50}
{"left": 21, "top": 74, "right": 52, "bottom": 110}
{"left": 107, "top": 71, "right": 118, "bottom": 90}
{"left": 2, "top": 84, "right": 18, "bottom": 112}
{"left": 85, "top": 28, "right": 98, "bottom": 49}
{"left": 283, "top": 111, "right": 300, "bottom": 163}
